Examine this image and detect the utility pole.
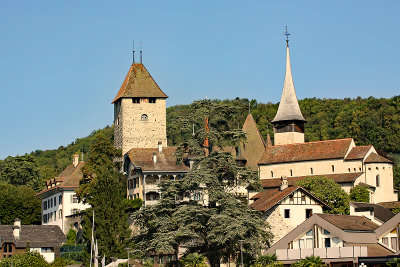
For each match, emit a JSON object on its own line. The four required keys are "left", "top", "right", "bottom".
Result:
{"left": 239, "top": 240, "right": 244, "bottom": 267}
{"left": 126, "top": 248, "right": 131, "bottom": 267}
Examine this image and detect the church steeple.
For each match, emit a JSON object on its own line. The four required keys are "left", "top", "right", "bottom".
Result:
{"left": 271, "top": 28, "right": 306, "bottom": 145}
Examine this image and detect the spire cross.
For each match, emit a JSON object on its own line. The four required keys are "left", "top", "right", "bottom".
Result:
{"left": 284, "top": 26, "right": 290, "bottom": 46}
{"left": 140, "top": 41, "right": 143, "bottom": 63}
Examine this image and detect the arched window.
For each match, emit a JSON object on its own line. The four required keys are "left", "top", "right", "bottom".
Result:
{"left": 141, "top": 114, "right": 148, "bottom": 121}
{"left": 290, "top": 169, "right": 293, "bottom": 176}
{"left": 310, "top": 168, "right": 313, "bottom": 175}
{"left": 332, "top": 165, "right": 335, "bottom": 172}
{"left": 271, "top": 171, "right": 274, "bottom": 177}
{"left": 376, "top": 175, "right": 380, "bottom": 187}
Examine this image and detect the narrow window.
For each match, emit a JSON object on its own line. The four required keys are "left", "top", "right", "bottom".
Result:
{"left": 332, "top": 165, "right": 335, "bottom": 172}
{"left": 271, "top": 171, "right": 273, "bottom": 177}
{"left": 289, "top": 194, "right": 294, "bottom": 202}
{"left": 376, "top": 175, "right": 380, "bottom": 187}
{"left": 301, "top": 193, "right": 306, "bottom": 202}
{"left": 72, "top": 194, "right": 78, "bottom": 203}
{"left": 284, "top": 209, "right": 290, "bottom": 218}
{"left": 54, "top": 197, "right": 56, "bottom": 206}
{"left": 310, "top": 168, "right": 313, "bottom": 175}
{"left": 354, "top": 168, "right": 356, "bottom": 172}
{"left": 348, "top": 168, "right": 351, "bottom": 172}
{"left": 325, "top": 238, "right": 331, "bottom": 248}
{"left": 306, "top": 209, "right": 313, "bottom": 218}
{"left": 141, "top": 114, "right": 148, "bottom": 121}
{"left": 59, "top": 195, "right": 62, "bottom": 205}
{"left": 290, "top": 169, "right": 293, "bottom": 176}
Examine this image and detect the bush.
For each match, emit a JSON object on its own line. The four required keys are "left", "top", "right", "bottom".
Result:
{"left": 0, "top": 252, "right": 48, "bottom": 267}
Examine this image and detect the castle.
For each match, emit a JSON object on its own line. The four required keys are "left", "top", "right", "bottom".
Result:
{"left": 113, "top": 38, "right": 397, "bottom": 207}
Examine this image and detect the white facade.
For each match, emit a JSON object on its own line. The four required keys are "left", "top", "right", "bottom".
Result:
{"left": 30, "top": 247, "right": 55, "bottom": 263}
{"left": 41, "top": 190, "right": 89, "bottom": 233}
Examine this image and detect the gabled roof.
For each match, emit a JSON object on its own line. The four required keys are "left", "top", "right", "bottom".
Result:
{"left": 375, "top": 211, "right": 400, "bottom": 237}
{"left": 112, "top": 63, "right": 168, "bottom": 103}
{"left": 364, "top": 152, "right": 392, "bottom": 164}
{"left": 127, "top": 147, "right": 189, "bottom": 172}
{"left": 36, "top": 162, "right": 85, "bottom": 198}
{"left": 378, "top": 201, "right": 400, "bottom": 210}
{"left": 351, "top": 202, "right": 395, "bottom": 223}
{"left": 345, "top": 145, "right": 373, "bottom": 160}
{"left": 241, "top": 113, "right": 266, "bottom": 170}
{"left": 266, "top": 213, "right": 382, "bottom": 255}
{"left": 272, "top": 44, "right": 305, "bottom": 123}
{"left": 259, "top": 138, "right": 353, "bottom": 164}
{"left": 317, "top": 214, "right": 380, "bottom": 231}
{"left": 260, "top": 173, "right": 363, "bottom": 189}
{"left": 0, "top": 225, "right": 66, "bottom": 248}
{"left": 249, "top": 186, "right": 330, "bottom": 212}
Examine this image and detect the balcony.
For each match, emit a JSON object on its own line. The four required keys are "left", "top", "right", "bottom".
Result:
{"left": 276, "top": 246, "right": 368, "bottom": 261}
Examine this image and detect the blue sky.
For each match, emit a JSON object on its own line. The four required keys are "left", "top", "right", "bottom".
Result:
{"left": 0, "top": 1, "right": 399, "bottom": 159}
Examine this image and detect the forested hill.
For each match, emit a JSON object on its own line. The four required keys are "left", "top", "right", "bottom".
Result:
{"left": 1, "top": 96, "right": 399, "bottom": 192}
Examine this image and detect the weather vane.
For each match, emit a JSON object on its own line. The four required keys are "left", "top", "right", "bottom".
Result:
{"left": 284, "top": 26, "right": 290, "bottom": 46}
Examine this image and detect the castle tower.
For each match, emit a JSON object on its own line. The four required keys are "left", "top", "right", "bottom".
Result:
{"left": 112, "top": 63, "right": 168, "bottom": 154}
{"left": 271, "top": 33, "right": 306, "bottom": 145}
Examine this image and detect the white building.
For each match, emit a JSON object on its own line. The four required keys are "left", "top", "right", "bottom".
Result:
{"left": 36, "top": 154, "right": 90, "bottom": 234}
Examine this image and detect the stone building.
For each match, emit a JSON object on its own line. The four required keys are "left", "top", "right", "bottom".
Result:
{"left": 112, "top": 63, "right": 168, "bottom": 155}
{"left": 257, "top": 37, "right": 397, "bottom": 203}
{"left": 36, "top": 154, "right": 90, "bottom": 234}
{"left": 0, "top": 218, "right": 66, "bottom": 263}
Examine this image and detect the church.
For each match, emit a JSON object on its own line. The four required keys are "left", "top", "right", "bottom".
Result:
{"left": 253, "top": 36, "right": 397, "bottom": 204}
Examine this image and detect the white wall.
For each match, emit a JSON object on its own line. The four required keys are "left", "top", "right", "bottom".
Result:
{"left": 30, "top": 248, "right": 55, "bottom": 263}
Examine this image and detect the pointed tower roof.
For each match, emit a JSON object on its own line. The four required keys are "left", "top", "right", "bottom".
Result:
{"left": 241, "top": 113, "right": 266, "bottom": 170}
{"left": 112, "top": 63, "right": 168, "bottom": 103}
{"left": 272, "top": 43, "right": 306, "bottom": 123}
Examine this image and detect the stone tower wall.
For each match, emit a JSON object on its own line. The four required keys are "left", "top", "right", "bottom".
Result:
{"left": 114, "top": 98, "right": 167, "bottom": 154}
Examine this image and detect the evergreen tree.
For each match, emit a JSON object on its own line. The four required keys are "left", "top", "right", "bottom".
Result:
{"left": 77, "top": 133, "right": 131, "bottom": 265}
{"left": 134, "top": 100, "right": 272, "bottom": 267}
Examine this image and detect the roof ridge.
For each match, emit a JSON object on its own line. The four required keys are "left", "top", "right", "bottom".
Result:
{"left": 270, "top": 138, "right": 352, "bottom": 148}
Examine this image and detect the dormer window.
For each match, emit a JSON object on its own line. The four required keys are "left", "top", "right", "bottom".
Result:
{"left": 141, "top": 114, "right": 148, "bottom": 121}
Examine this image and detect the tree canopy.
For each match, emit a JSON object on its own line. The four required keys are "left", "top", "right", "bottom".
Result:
{"left": 0, "top": 181, "right": 41, "bottom": 225}
{"left": 133, "top": 100, "right": 272, "bottom": 267}
{"left": 297, "top": 176, "right": 350, "bottom": 214}
{"left": 349, "top": 184, "right": 370, "bottom": 203}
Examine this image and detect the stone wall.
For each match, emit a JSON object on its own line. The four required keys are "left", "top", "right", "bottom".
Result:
{"left": 114, "top": 98, "right": 167, "bottom": 155}
{"left": 264, "top": 205, "right": 292, "bottom": 245}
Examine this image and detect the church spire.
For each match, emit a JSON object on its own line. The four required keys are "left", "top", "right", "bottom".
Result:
{"left": 272, "top": 28, "right": 306, "bottom": 123}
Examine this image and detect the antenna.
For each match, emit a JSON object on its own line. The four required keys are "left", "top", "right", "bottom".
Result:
{"left": 140, "top": 41, "right": 143, "bottom": 63}
{"left": 132, "top": 40, "right": 135, "bottom": 63}
{"left": 284, "top": 26, "right": 291, "bottom": 46}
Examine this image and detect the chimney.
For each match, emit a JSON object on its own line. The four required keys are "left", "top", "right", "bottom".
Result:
{"left": 73, "top": 154, "right": 79, "bottom": 167}
{"left": 13, "top": 218, "right": 21, "bottom": 239}
{"left": 280, "top": 176, "right": 288, "bottom": 191}
{"left": 153, "top": 152, "right": 157, "bottom": 164}
{"left": 158, "top": 141, "right": 163, "bottom": 153}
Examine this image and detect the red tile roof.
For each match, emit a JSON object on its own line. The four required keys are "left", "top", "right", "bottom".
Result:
{"left": 316, "top": 214, "right": 380, "bottom": 231}
{"left": 259, "top": 138, "right": 353, "bottom": 164}
{"left": 260, "top": 172, "right": 363, "bottom": 188}
{"left": 127, "top": 147, "right": 189, "bottom": 172}
{"left": 345, "top": 145, "right": 373, "bottom": 160}
{"left": 36, "top": 162, "right": 85, "bottom": 197}
{"left": 250, "top": 186, "right": 299, "bottom": 211}
{"left": 364, "top": 152, "right": 393, "bottom": 164}
{"left": 249, "top": 186, "right": 330, "bottom": 212}
{"left": 112, "top": 63, "right": 168, "bottom": 103}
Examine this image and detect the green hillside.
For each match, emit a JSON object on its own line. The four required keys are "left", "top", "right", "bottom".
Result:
{"left": 1, "top": 96, "right": 399, "bottom": 192}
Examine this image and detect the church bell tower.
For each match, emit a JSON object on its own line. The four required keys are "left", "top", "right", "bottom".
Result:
{"left": 112, "top": 62, "right": 168, "bottom": 154}
{"left": 271, "top": 28, "right": 306, "bottom": 145}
